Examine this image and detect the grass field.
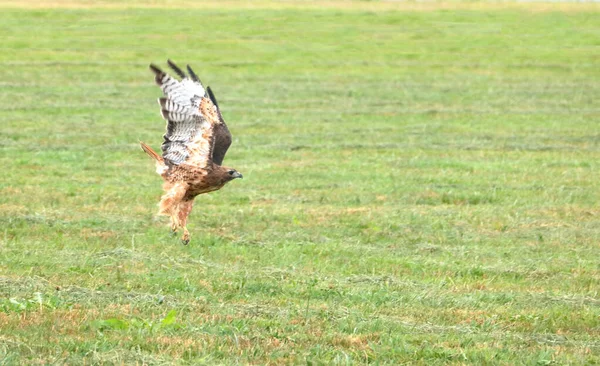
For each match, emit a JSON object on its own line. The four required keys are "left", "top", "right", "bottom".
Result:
{"left": 1, "top": 1, "right": 599, "bottom": 364}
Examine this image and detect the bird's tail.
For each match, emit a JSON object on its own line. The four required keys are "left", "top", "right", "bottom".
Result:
{"left": 140, "top": 141, "right": 168, "bottom": 175}
{"left": 140, "top": 141, "right": 162, "bottom": 162}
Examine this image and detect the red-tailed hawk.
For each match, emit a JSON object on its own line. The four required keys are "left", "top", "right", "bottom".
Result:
{"left": 140, "top": 60, "right": 242, "bottom": 245}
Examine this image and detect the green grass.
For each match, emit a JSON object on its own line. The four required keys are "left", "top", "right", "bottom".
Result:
{"left": 1, "top": 1, "right": 599, "bottom": 364}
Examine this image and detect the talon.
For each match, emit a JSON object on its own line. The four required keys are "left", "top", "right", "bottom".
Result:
{"left": 181, "top": 229, "right": 190, "bottom": 245}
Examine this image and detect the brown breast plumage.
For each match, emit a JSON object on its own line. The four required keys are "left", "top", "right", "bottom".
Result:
{"left": 163, "top": 163, "right": 225, "bottom": 199}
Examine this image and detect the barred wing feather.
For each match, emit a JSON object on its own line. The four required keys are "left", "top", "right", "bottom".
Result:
{"left": 150, "top": 60, "right": 219, "bottom": 168}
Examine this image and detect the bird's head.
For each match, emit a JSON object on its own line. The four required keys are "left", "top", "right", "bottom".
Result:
{"left": 221, "top": 167, "right": 243, "bottom": 182}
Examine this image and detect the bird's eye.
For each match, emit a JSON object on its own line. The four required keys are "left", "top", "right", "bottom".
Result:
{"left": 228, "top": 170, "right": 234, "bottom": 175}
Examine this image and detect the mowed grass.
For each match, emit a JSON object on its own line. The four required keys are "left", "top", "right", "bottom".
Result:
{"left": 1, "top": 1, "right": 599, "bottom": 364}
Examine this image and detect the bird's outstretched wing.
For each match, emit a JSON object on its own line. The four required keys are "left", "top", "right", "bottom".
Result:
{"left": 149, "top": 60, "right": 232, "bottom": 168}
{"left": 206, "top": 86, "right": 232, "bottom": 166}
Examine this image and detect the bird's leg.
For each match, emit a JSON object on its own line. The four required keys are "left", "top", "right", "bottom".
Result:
{"left": 178, "top": 199, "right": 194, "bottom": 245}
{"left": 170, "top": 216, "right": 179, "bottom": 236}
{"left": 158, "top": 183, "right": 187, "bottom": 237}
{"left": 182, "top": 228, "right": 190, "bottom": 245}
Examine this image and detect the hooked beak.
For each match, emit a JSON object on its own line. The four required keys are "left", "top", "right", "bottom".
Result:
{"left": 233, "top": 172, "right": 243, "bottom": 179}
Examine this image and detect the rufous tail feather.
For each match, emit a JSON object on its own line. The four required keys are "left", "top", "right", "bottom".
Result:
{"left": 140, "top": 141, "right": 163, "bottom": 163}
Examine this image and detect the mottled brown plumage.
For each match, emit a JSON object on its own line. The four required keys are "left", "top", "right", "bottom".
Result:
{"left": 141, "top": 60, "right": 242, "bottom": 244}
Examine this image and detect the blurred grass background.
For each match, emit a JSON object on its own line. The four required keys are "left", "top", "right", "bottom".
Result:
{"left": 0, "top": 1, "right": 599, "bottom": 364}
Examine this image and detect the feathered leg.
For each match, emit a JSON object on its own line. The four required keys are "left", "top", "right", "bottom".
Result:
{"left": 158, "top": 183, "right": 187, "bottom": 237}
{"left": 177, "top": 199, "right": 194, "bottom": 245}
{"left": 169, "top": 216, "right": 178, "bottom": 235}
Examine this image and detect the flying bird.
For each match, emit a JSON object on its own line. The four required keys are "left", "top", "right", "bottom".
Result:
{"left": 140, "top": 60, "right": 242, "bottom": 245}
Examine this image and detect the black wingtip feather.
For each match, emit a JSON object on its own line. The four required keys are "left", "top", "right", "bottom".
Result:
{"left": 167, "top": 59, "right": 186, "bottom": 79}
{"left": 150, "top": 64, "right": 166, "bottom": 85}
{"left": 158, "top": 97, "right": 167, "bottom": 109}
{"left": 160, "top": 109, "right": 170, "bottom": 120}
{"left": 207, "top": 86, "right": 219, "bottom": 108}
{"left": 186, "top": 65, "right": 201, "bottom": 84}
{"left": 149, "top": 64, "right": 163, "bottom": 75}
